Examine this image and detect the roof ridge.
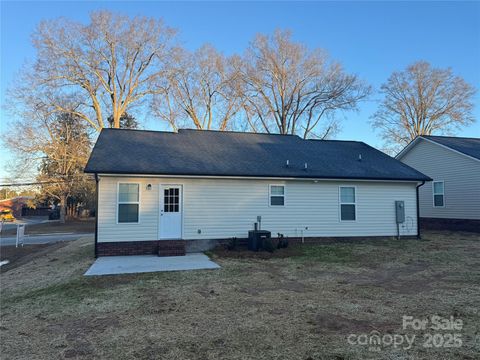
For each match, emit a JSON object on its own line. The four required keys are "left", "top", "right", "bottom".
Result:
{"left": 102, "top": 127, "right": 368, "bottom": 144}
{"left": 422, "top": 135, "right": 480, "bottom": 141}
{"left": 178, "top": 128, "right": 300, "bottom": 137}
{"left": 307, "top": 138, "right": 362, "bottom": 143}
{"left": 102, "top": 128, "right": 175, "bottom": 134}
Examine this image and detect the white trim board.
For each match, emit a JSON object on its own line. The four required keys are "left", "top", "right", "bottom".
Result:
{"left": 98, "top": 173, "right": 424, "bottom": 184}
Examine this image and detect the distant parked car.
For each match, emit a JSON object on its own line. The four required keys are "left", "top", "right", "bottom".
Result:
{"left": 0, "top": 209, "right": 15, "bottom": 222}
{"left": 49, "top": 208, "right": 60, "bottom": 220}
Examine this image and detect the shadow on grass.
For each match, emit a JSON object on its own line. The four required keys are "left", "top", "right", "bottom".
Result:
{"left": 3, "top": 278, "right": 112, "bottom": 307}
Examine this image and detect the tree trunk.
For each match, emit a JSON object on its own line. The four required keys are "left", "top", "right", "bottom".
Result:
{"left": 113, "top": 111, "right": 120, "bottom": 128}
{"left": 59, "top": 194, "right": 66, "bottom": 224}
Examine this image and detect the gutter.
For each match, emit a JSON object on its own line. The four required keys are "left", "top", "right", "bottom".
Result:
{"left": 86, "top": 171, "right": 429, "bottom": 183}
{"left": 94, "top": 173, "right": 99, "bottom": 258}
{"left": 416, "top": 181, "right": 426, "bottom": 239}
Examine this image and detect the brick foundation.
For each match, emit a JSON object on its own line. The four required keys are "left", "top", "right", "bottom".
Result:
{"left": 286, "top": 235, "right": 419, "bottom": 244}
{"left": 420, "top": 218, "right": 480, "bottom": 233}
{"left": 97, "top": 240, "right": 186, "bottom": 257}
{"left": 98, "top": 235, "right": 420, "bottom": 256}
{"left": 158, "top": 240, "right": 186, "bottom": 257}
{"left": 185, "top": 234, "right": 419, "bottom": 252}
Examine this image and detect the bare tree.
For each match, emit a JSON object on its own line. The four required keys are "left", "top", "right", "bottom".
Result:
{"left": 372, "top": 61, "right": 476, "bottom": 153}
{"left": 153, "top": 44, "right": 242, "bottom": 131}
{"left": 10, "top": 10, "right": 177, "bottom": 131}
{"left": 4, "top": 107, "right": 92, "bottom": 223}
{"left": 236, "top": 30, "right": 370, "bottom": 138}
{"left": 107, "top": 112, "right": 139, "bottom": 129}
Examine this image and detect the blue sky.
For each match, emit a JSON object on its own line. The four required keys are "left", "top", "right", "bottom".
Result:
{"left": 1, "top": 1, "right": 479, "bottom": 181}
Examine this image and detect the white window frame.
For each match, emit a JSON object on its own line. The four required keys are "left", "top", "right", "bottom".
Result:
{"left": 339, "top": 186, "right": 357, "bottom": 222}
{"left": 269, "top": 184, "right": 285, "bottom": 207}
{"left": 117, "top": 182, "right": 141, "bottom": 224}
{"left": 432, "top": 181, "right": 445, "bottom": 208}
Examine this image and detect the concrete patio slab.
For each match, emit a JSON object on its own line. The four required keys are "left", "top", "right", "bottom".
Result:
{"left": 84, "top": 253, "right": 220, "bottom": 276}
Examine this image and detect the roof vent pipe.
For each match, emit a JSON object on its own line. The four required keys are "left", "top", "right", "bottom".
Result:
{"left": 358, "top": 154, "right": 362, "bottom": 162}
{"left": 304, "top": 162, "right": 308, "bottom": 171}
{"left": 286, "top": 160, "right": 289, "bottom": 167}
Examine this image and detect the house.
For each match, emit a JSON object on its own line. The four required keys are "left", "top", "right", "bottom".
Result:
{"left": 0, "top": 196, "right": 34, "bottom": 218}
{"left": 396, "top": 135, "right": 480, "bottom": 232}
{"left": 85, "top": 128, "right": 430, "bottom": 257}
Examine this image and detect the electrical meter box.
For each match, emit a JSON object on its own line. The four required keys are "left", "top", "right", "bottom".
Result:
{"left": 395, "top": 201, "right": 405, "bottom": 224}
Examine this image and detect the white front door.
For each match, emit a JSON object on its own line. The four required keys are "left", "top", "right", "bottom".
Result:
{"left": 159, "top": 185, "right": 182, "bottom": 239}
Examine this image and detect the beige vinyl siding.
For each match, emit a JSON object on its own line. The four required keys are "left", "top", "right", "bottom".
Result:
{"left": 399, "top": 138, "right": 480, "bottom": 220}
{"left": 97, "top": 176, "right": 418, "bottom": 242}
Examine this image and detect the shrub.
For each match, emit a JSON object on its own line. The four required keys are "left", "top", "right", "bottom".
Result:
{"left": 277, "top": 233, "right": 289, "bottom": 249}
{"left": 226, "top": 237, "right": 238, "bottom": 250}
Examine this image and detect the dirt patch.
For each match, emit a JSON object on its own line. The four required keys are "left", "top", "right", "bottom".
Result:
{"left": 240, "top": 280, "right": 308, "bottom": 295}
{"left": 345, "top": 261, "right": 432, "bottom": 294}
{"left": 44, "top": 315, "right": 120, "bottom": 359}
{"left": 46, "top": 315, "right": 120, "bottom": 340}
{"left": 63, "top": 345, "right": 95, "bottom": 359}
{"left": 314, "top": 313, "right": 397, "bottom": 335}
{"left": 0, "top": 242, "right": 70, "bottom": 273}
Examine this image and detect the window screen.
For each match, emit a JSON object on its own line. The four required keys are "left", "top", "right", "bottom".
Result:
{"left": 340, "top": 187, "right": 356, "bottom": 221}
{"left": 270, "top": 185, "right": 285, "bottom": 206}
{"left": 118, "top": 183, "right": 139, "bottom": 223}
{"left": 433, "top": 181, "right": 444, "bottom": 207}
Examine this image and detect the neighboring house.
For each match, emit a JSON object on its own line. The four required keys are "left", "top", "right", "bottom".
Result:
{"left": 0, "top": 196, "right": 34, "bottom": 218}
{"left": 396, "top": 135, "right": 480, "bottom": 232}
{"left": 85, "top": 128, "right": 430, "bottom": 257}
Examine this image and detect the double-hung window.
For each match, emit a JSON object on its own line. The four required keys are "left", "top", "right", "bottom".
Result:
{"left": 269, "top": 185, "right": 285, "bottom": 206}
{"left": 433, "top": 181, "right": 445, "bottom": 207}
{"left": 118, "top": 183, "right": 140, "bottom": 223}
{"left": 340, "top": 186, "right": 356, "bottom": 221}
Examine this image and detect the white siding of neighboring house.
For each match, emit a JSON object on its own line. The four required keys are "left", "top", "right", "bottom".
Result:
{"left": 398, "top": 138, "right": 480, "bottom": 220}
{"left": 97, "top": 176, "right": 418, "bottom": 242}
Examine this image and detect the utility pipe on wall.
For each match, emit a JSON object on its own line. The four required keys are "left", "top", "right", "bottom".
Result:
{"left": 416, "top": 181, "right": 426, "bottom": 240}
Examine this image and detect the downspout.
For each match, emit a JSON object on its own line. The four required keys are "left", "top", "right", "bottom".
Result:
{"left": 94, "top": 173, "right": 99, "bottom": 258}
{"left": 416, "top": 181, "right": 425, "bottom": 240}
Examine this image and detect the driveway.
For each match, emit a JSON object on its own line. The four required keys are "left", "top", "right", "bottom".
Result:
{"left": 0, "top": 232, "right": 93, "bottom": 246}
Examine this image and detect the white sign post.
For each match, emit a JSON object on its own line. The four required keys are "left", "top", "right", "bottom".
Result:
{"left": 16, "top": 224, "right": 25, "bottom": 248}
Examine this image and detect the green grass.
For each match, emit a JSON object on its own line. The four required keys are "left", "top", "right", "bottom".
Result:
{"left": 4, "top": 278, "right": 103, "bottom": 306}
{"left": 296, "top": 244, "right": 357, "bottom": 264}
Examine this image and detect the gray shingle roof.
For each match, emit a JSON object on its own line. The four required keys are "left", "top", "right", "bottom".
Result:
{"left": 422, "top": 135, "right": 480, "bottom": 160}
{"left": 85, "top": 128, "right": 430, "bottom": 181}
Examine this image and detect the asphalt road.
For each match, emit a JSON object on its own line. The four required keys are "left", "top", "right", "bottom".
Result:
{"left": 0, "top": 233, "right": 93, "bottom": 246}
{"left": 1, "top": 217, "right": 51, "bottom": 232}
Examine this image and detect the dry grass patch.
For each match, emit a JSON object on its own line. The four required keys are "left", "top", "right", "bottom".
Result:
{"left": 1, "top": 231, "right": 479, "bottom": 359}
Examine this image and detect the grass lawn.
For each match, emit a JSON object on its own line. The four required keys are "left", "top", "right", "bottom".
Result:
{"left": 1, "top": 231, "right": 479, "bottom": 359}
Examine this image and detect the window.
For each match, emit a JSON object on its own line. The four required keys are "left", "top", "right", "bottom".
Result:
{"left": 340, "top": 186, "right": 356, "bottom": 221}
{"left": 269, "top": 185, "right": 285, "bottom": 206}
{"left": 118, "top": 183, "right": 139, "bottom": 223}
{"left": 433, "top": 181, "right": 444, "bottom": 207}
